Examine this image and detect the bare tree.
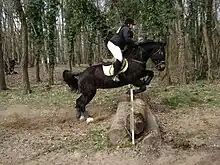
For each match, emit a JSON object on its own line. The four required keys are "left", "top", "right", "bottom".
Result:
{"left": 203, "top": 0, "right": 214, "bottom": 81}
{"left": 176, "top": 0, "right": 187, "bottom": 84}
{"left": 14, "top": 0, "right": 31, "bottom": 93}
{"left": 0, "top": 0, "right": 7, "bottom": 90}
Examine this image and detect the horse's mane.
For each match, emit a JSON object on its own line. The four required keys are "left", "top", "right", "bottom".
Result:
{"left": 138, "top": 40, "right": 164, "bottom": 46}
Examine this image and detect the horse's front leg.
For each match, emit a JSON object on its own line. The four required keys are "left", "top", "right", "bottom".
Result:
{"left": 142, "top": 70, "right": 154, "bottom": 86}
{"left": 125, "top": 70, "right": 154, "bottom": 94}
{"left": 130, "top": 80, "right": 146, "bottom": 95}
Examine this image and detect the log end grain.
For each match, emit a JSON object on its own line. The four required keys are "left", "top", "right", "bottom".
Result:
{"left": 126, "top": 113, "right": 146, "bottom": 136}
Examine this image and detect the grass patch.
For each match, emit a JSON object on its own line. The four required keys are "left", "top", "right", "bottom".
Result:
{"left": 87, "top": 128, "right": 108, "bottom": 151}
{"left": 2, "top": 80, "right": 220, "bottom": 111}
{"left": 0, "top": 85, "right": 78, "bottom": 109}
{"left": 153, "top": 82, "right": 220, "bottom": 109}
{"left": 161, "top": 90, "right": 204, "bottom": 109}
{"left": 0, "top": 83, "right": 128, "bottom": 112}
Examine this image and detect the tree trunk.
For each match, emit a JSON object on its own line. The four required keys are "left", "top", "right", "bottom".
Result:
{"left": 6, "top": 14, "right": 12, "bottom": 60}
{"left": 177, "top": 1, "right": 187, "bottom": 84}
{"left": 29, "top": 38, "right": 35, "bottom": 67}
{"left": 11, "top": 19, "right": 18, "bottom": 60}
{"left": 88, "top": 31, "right": 94, "bottom": 66}
{"left": 55, "top": 27, "right": 60, "bottom": 65}
{"left": 47, "top": 0, "right": 57, "bottom": 86}
{"left": 83, "top": 30, "right": 88, "bottom": 63}
{"left": 43, "top": 38, "right": 48, "bottom": 72}
{"left": 96, "top": 32, "right": 101, "bottom": 63}
{"left": 69, "top": 54, "right": 72, "bottom": 71}
{"left": 75, "top": 34, "right": 81, "bottom": 66}
{"left": 60, "top": 0, "right": 66, "bottom": 64}
{"left": 203, "top": 24, "right": 213, "bottom": 81}
{"left": 48, "top": 30, "right": 56, "bottom": 86}
{"left": 204, "top": 0, "right": 214, "bottom": 81}
{"left": 68, "top": 39, "right": 74, "bottom": 71}
{"left": 14, "top": 0, "right": 31, "bottom": 94}
{"left": 0, "top": 0, "right": 7, "bottom": 90}
{"left": 35, "top": 48, "right": 41, "bottom": 82}
{"left": 163, "top": 35, "right": 172, "bottom": 85}
{"left": 3, "top": 14, "right": 8, "bottom": 62}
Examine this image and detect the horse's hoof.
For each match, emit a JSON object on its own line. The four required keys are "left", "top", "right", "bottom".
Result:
{"left": 86, "top": 117, "right": 94, "bottom": 124}
{"left": 79, "top": 115, "right": 85, "bottom": 121}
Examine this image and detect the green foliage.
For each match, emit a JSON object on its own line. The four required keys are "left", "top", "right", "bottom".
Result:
{"left": 138, "top": 0, "right": 176, "bottom": 39}
{"left": 26, "top": 0, "right": 44, "bottom": 44}
{"left": 45, "top": 0, "right": 59, "bottom": 65}
{"left": 65, "top": 0, "right": 79, "bottom": 40}
{"left": 96, "top": 0, "right": 177, "bottom": 40}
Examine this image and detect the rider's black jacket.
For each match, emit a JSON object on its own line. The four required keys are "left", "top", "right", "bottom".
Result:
{"left": 110, "top": 25, "right": 135, "bottom": 50}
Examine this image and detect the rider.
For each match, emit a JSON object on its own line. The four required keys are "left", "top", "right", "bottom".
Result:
{"left": 107, "top": 18, "right": 137, "bottom": 82}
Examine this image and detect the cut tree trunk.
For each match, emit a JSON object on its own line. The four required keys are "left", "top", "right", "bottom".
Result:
{"left": 108, "top": 99, "right": 160, "bottom": 146}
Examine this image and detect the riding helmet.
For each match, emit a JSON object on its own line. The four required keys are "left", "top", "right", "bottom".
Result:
{"left": 124, "top": 18, "right": 136, "bottom": 25}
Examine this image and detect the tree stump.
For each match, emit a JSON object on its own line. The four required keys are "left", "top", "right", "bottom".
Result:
{"left": 108, "top": 99, "right": 158, "bottom": 146}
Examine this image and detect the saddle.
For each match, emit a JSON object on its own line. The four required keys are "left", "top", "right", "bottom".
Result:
{"left": 102, "top": 58, "right": 128, "bottom": 76}
{"left": 102, "top": 45, "right": 134, "bottom": 76}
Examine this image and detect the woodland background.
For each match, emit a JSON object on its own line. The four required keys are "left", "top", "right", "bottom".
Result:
{"left": 1, "top": 1, "right": 220, "bottom": 164}
{"left": 0, "top": 0, "right": 220, "bottom": 92}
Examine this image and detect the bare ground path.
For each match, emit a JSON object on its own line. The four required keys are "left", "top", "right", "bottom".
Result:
{"left": 0, "top": 65, "right": 220, "bottom": 165}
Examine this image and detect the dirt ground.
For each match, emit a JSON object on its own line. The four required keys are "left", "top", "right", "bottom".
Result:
{"left": 0, "top": 65, "right": 220, "bottom": 165}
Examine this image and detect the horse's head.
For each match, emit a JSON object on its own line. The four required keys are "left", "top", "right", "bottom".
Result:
{"left": 137, "top": 40, "right": 166, "bottom": 71}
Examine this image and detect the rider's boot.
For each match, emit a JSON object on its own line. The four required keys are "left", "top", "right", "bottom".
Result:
{"left": 112, "top": 59, "right": 122, "bottom": 82}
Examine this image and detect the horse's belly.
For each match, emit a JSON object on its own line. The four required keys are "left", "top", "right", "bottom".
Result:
{"left": 95, "top": 78, "right": 126, "bottom": 89}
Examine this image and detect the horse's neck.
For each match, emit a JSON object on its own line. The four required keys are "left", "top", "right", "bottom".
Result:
{"left": 130, "top": 45, "right": 159, "bottom": 62}
{"left": 123, "top": 47, "right": 135, "bottom": 57}
{"left": 126, "top": 48, "right": 139, "bottom": 60}
{"left": 129, "top": 46, "right": 150, "bottom": 62}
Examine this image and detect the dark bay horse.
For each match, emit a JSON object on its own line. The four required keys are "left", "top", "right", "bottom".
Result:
{"left": 63, "top": 40, "right": 166, "bottom": 122}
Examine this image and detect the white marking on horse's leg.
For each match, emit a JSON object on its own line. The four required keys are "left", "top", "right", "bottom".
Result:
{"left": 146, "top": 84, "right": 152, "bottom": 89}
{"left": 86, "top": 117, "right": 94, "bottom": 124}
{"left": 79, "top": 115, "right": 85, "bottom": 121}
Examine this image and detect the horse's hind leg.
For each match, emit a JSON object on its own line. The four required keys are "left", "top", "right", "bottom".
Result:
{"left": 75, "top": 90, "right": 96, "bottom": 121}
{"left": 75, "top": 95, "right": 83, "bottom": 119}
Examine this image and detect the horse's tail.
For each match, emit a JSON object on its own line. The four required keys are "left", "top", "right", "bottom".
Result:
{"left": 63, "top": 70, "right": 80, "bottom": 92}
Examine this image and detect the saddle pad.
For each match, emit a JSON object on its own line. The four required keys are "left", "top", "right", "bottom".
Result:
{"left": 102, "top": 59, "right": 128, "bottom": 76}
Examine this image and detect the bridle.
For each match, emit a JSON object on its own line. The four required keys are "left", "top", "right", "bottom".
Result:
{"left": 151, "top": 47, "right": 165, "bottom": 68}
{"left": 131, "top": 45, "right": 165, "bottom": 66}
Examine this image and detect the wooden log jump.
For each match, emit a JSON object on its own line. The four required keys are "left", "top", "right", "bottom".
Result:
{"left": 108, "top": 98, "right": 160, "bottom": 146}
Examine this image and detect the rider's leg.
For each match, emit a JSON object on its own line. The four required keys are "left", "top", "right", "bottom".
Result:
{"left": 107, "top": 41, "right": 123, "bottom": 81}
{"left": 112, "top": 59, "right": 122, "bottom": 81}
